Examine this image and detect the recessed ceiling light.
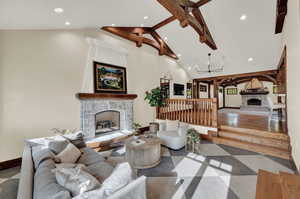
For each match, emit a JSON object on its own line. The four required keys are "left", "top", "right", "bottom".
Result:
{"left": 248, "top": 57, "right": 253, "bottom": 62}
{"left": 188, "top": 66, "right": 192, "bottom": 70}
{"left": 54, "top": 8, "right": 64, "bottom": 14}
{"left": 65, "top": 21, "right": 71, "bottom": 26}
{"left": 144, "top": 16, "right": 149, "bottom": 20}
{"left": 164, "top": 37, "right": 168, "bottom": 41}
{"left": 177, "top": 54, "right": 182, "bottom": 57}
{"left": 240, "top": 14, "right": 247, "bottom": 21}
{"left": 111, "top": 24, "right": 115, "bottom": 26}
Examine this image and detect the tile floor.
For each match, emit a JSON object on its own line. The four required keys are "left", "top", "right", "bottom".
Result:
{"left": 108, "top": 141, "right": 297, "bottom": 199}
{"left": 0, "top": 141, "right": 297, "bottom": 199}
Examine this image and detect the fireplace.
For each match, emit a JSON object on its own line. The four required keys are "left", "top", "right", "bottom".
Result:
{"left": 77, "top": 93, "right": 137, "bottom": 138}
{"left": 95, "top": 110, "right": 120, "bottom": 134}
{"left": 247, "top": 98, "right": 262, "bottom": 106}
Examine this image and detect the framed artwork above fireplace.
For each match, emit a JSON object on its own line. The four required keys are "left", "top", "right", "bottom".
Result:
{"left": 94, "top": 61, "right": 127, "bottom": 94}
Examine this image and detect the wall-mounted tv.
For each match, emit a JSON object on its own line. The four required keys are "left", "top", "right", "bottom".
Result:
{"left": 173, "top": 83, "right": 185, "bottom": 96}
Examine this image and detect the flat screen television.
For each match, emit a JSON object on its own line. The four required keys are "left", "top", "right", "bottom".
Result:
{"left": 173, "top": 83, "right": 185, "bottom": 96}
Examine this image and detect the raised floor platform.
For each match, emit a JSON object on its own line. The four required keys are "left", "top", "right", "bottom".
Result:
{"left": 218, "top": 108, "right": 287, "bottom": 134}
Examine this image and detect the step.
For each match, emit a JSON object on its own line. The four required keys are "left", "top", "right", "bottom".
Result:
{"left": 255, "top": 170, "right": 283, "bottom": 199}
{"left": 219, "top": 125, "right": 289, "bottom": 141}
{"left": 218, "top": 130, "right": 290, "bottom": 151}
{"left": 279, "top": 172, "right": 300, "bottom": 199}
{"left": 213, "top": 137, "right": 291, "bottom": 160}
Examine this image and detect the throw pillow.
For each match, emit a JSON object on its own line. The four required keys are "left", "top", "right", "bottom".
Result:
{"left": 77, "top": 148, "right": 105, "bottom": 166}
{"left": 54, "top": 166, "right": 101, "bottom": 197}
{"left": 72, "top": 162, "right": 134, "bottom": 199}
{"left": 87, "top": 161, "right": 114, "bottom": 183}
{"left": 47, "top": 139, "right": 69, "bottom": 154}
{"left": 100, "top": 162, "right": 134, "bottom": 197}
{"left": 56, "top": 143, "right": 81, "bottom": 164}
{"left": 166, "top": 120, "right": 179, "bottom": 131}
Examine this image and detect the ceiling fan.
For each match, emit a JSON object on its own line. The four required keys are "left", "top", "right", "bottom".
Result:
{"left": 196, "top": 53, "right": 225, "bottom": 74}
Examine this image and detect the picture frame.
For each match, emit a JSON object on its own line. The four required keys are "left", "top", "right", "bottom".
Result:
{"left": 199, "top": 85, "right": 207, "bottom": 92}
{"left": 93, "top": 61, "right": 127, "bottom": 94}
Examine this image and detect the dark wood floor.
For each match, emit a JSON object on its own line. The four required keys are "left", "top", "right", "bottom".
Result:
{"left": 218, "top": 110, "right": 287, "bottom": 134}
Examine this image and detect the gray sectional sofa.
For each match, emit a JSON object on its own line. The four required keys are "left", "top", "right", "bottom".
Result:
{"left": 17, "top": 137, "right": 147, "bottom": 199}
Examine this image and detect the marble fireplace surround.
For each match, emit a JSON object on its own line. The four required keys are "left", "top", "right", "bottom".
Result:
{"left": 77, "top": 93, "right": 137, "bottom": 138}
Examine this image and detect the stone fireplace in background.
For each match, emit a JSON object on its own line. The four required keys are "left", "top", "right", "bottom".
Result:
{"left": 240, "top": 78, "right": 271, "bottom": 111}
{"left": 76, "top": 93, "right": 137, "bottom": 138}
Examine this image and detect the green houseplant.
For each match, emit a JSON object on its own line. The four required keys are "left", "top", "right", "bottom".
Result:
{"left": 186, "top": 128, "right": 201, "bottom": 153}
{"left": 132, "top": 122, "right": 142, "bottom": 135}
{"left": 144, "top": 87, "right": 165, "bottom": 107}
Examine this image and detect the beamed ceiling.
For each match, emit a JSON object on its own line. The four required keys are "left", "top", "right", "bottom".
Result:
{"left": 0, "top": 0, "right": 282, "bottom": 79}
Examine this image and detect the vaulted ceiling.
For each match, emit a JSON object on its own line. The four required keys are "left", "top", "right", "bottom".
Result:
{"left": 0, "top": 0, "right": 282, "bottom": 78}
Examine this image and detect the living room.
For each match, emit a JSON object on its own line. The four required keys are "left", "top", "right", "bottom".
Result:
{"left": 1, "top": 0, "right": 300, "bottom": 199}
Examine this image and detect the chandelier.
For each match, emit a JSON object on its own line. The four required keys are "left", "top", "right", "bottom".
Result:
{"left": 196, "top": 53, "right": 225, "bottom": 74}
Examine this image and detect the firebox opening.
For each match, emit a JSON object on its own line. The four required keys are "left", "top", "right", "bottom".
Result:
{"left": 95, "top": 110, "right": 120, "bottom": 134}
{"left": 247, "top": 98, "right": 262, "bottom": 106}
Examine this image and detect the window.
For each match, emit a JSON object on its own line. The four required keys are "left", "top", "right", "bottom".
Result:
{"left": 227, "top": 88, "right": 238, "bottom": 95}
{"left": 273, "top": 85, "right": 279, "bottom": 94}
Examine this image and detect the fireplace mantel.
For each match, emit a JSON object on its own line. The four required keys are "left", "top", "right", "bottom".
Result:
{"left": 76, "top": 93, "right": 138, "bottom": 100}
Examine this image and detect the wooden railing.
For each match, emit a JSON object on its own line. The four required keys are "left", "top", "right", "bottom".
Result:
{"left": 156, "top": 98, "right": 218, "bottom": 127}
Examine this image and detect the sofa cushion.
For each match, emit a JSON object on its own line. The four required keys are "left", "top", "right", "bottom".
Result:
{"left": 54, "top": 166, "right": 101, "bottom": 197}
{"left": 87, "top": 161, "right": 114, "bottom": 183}
{"left": 72, "top": 162, "right": 134, "bottom": 199}
{"left": 157, "top": 130, "right": 180, "bottom": 138}
{"left": 33, "top": 159, "right": 71, "bottom": 199}
{"left": 47, "top": 139, "right": 69, "bottom": 154}
{"left": 166, "top": 120, "right": 179, "bottom": 131}
{"left": 32, "top": 146, "right": 56, "bottom": 169}
{"left": 77, "top": 148, "right": 105, "bottom": 166}
{"left": 155, "top": 119, "right": 166, "bottom": 131}
{"left": 56, "top": 143, "right": 81, "bottom": 164}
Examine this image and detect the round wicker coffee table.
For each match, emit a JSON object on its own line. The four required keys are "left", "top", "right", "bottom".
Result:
{"left": 125, "top": 135, "right": 162, "bottom": 169}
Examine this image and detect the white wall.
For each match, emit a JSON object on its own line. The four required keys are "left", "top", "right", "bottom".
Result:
{"left": 224, "top": 81, "right": 277, "bottom": 107}
{"left": 0, "top": 29, "right": 189, "bottom": 162}
{"left": 281, "top": 0, "right": 300, "bottom": 170}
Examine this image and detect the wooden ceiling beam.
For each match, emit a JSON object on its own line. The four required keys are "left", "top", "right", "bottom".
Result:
{"left": 102, "top": 26, "right": 178, "bottom": 60}
{"left": 275, "top": 0, "right": 288, "bottom": 34}
{"left": 194, "top": 70, "right": 279, "bottom": 82}
{"left": 157, "top": 0, "right": 217, "bottom": 50}
{"left": 152, "top": 16, "right": 177, "bottom": 30}
{"left": 194, "top": 0, "right": 212, "bottom": 8}
{"left": 192, "top": 8, "right": 217, "bottom": 49}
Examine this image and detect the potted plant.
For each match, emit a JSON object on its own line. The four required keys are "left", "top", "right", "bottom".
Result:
{"left": 186, "top": 128, "right": 201, "bottom": 153}
{"left": 144, "top": 87, "right": 165, "bottom": 119}
{"left": 132, "top": 123, "right": 142, "bottom": 135}
{"left": 144, "top": 87, "right": 165, "bottom": 107}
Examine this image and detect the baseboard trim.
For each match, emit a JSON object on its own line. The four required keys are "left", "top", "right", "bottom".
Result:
{"left": 223, "top": 107, "right": 241, "bottom": 109}
{"left": 291, "top": 154, "right": 299, "bottom": 174}
{"left": 0, "top": 157, "right": 22, "bottom": 170}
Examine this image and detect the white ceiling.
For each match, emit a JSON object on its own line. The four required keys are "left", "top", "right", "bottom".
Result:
{"left": 0, "top": 0, "right": 283, "bottom": 78}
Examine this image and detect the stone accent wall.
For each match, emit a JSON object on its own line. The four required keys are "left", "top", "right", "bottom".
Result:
{"left": 80, "top": 99, "right": 134, "bottom": 137}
